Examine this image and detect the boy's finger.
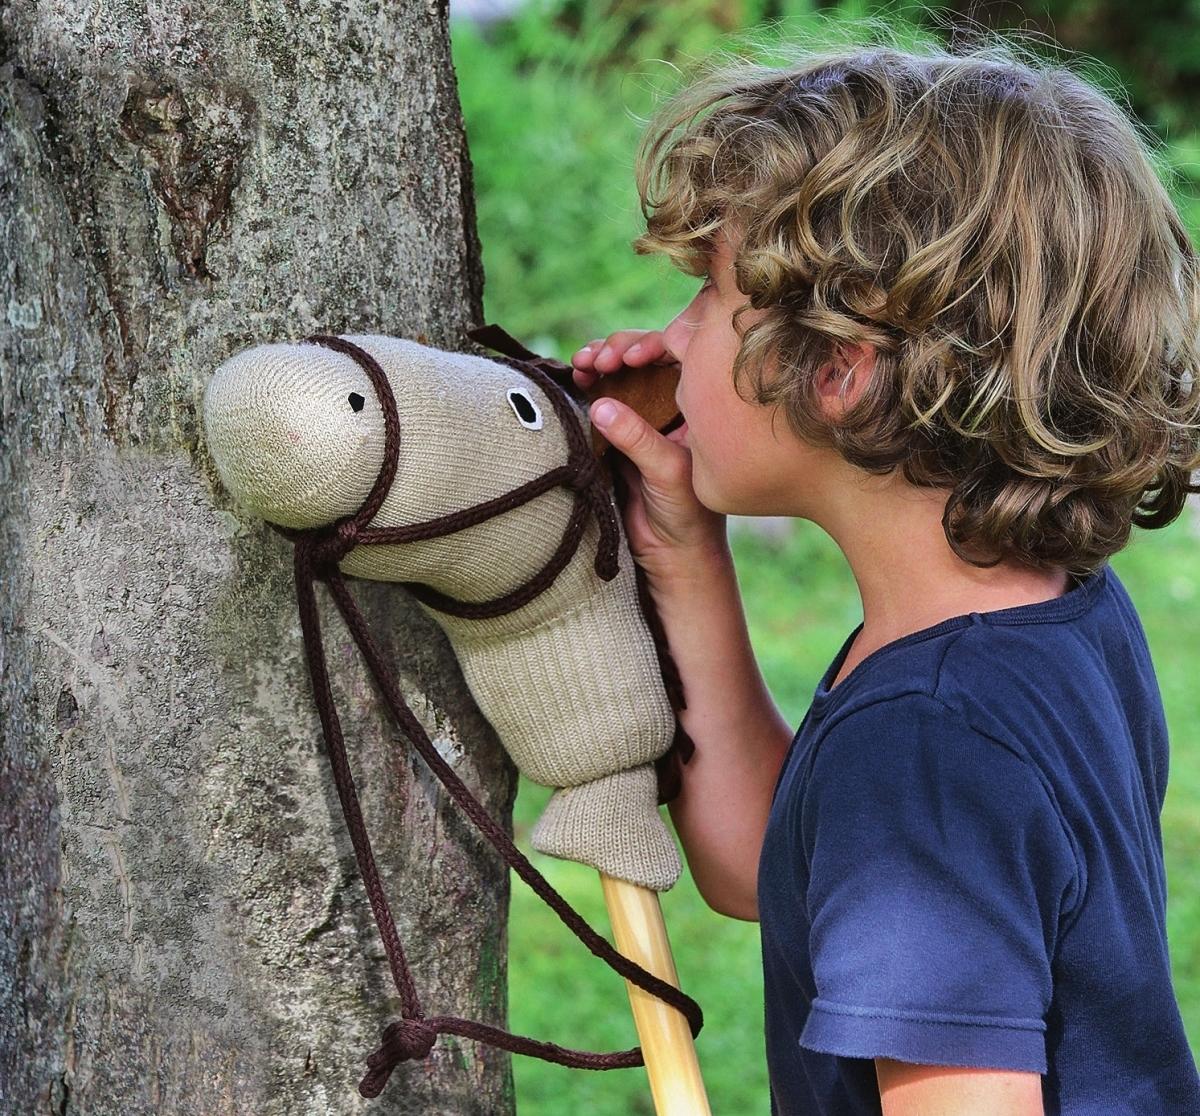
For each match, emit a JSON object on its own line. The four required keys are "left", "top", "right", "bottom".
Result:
{"left": 616, "top": 457, "right": 645, "bottom": 507}
{"left": 622, "top": 333, "right": 670, "bottom": 366}
{"left": 571, "top": 339, "right": 606, "bottom": 369}
{"left": 575, "top": 331, "right": 662, "bottom": 373}
{"left": 590, "top": 398, "right": 686, "bottom": 488}
{"left": 593, "top": 340, "right": 636, "bottom": 372}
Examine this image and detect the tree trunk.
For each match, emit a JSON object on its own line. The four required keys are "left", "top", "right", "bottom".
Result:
{"left": 0, "top": 3, "right": 517, "bottom": 1112}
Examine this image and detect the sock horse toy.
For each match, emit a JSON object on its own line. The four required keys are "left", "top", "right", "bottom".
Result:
{"left": 201, "top": 325, "right": 711, "bottom": 1113}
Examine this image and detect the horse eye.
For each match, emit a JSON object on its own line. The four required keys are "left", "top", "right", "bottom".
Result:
{"left": 348, "top": 392, "right": 365, "bottom": 412}
{"left": 507, "top": 388, "right": 543, "bottom": 430}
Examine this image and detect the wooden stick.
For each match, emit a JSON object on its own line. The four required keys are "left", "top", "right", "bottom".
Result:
{"left": 599, "top": 872, "right": 713, "bottom": 1116}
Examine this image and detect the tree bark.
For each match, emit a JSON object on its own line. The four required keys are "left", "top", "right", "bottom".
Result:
{"left": 0, "top": 3, "right": 517, "bottom": 1112}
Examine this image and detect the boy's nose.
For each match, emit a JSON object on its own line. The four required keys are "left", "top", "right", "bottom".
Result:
{"left": 661, "top": 317, "right": 690, "bottom": 363}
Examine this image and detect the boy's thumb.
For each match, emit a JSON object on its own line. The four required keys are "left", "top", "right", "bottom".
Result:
{"left": 589, "top": 397, "right": 680, "bottom": 480}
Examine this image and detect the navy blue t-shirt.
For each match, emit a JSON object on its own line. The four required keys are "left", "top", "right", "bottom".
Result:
{"left": 757, "top": 561, "right": 1200, "bottom": 1115}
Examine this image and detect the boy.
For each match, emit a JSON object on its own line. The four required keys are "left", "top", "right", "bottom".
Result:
{"left": 570, "top": 39, "right": 1200, "bottom": 1116}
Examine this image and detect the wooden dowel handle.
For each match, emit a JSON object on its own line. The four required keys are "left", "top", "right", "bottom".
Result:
{"left": 599, "top": 872, "right": 713, "bottom": 1116}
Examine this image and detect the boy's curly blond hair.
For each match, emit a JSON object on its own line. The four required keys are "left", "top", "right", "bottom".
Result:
{"left": 632, "top": 28, "right": 1200, "bottom": 575}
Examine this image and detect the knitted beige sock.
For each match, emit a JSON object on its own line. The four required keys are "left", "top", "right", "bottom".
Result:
{"left": 531, "top": 764, "right": 681, "bottom": 891}
{"left": 205, "top": 334, "right": 684, "bottom": 893}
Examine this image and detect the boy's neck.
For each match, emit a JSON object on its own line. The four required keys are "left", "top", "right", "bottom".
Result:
{"left": 816, "top": 471, "right": 1072, "bottom": 688}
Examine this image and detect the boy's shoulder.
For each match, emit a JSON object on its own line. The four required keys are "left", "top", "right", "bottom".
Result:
{"left": 809, "top": 562, "right": 1150, "bottom": 764}
{"left": 798, "top": 562, "right": 1168, "bottom": 832}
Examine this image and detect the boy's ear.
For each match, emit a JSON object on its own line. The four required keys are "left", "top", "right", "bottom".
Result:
{"left": 815, "top": 341, "right": 876, "bottom": 420}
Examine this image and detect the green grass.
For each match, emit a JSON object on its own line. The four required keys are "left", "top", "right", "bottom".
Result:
{"left": 448, "top": 3, "right": 1200, "bottom": 1108}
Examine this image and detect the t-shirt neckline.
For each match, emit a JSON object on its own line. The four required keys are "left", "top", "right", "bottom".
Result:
{"left": 809, "top": 563, "right": 1111, "bottom": 719}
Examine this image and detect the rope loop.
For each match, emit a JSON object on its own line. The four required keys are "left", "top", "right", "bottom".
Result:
{"left": 568, "top": 452, "right": 599, "bottom": 492}
{"left": 307, "top": 519, "right": 361, "bottom": 577}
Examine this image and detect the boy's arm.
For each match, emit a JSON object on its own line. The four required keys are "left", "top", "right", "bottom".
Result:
{"left": 875, "top": 1059, "right": 1044, "bottom": 1115}
{"left": 652, "top": 540, "right": 796, "bottom": 921}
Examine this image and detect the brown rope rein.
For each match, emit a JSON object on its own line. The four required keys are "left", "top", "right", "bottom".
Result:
{"left": 269, "top": 331, "right": 702, "bottom": 1098}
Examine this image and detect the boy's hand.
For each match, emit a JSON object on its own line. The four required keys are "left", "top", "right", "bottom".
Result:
{"left": 572, "top": 329, "right": 728, "bottom": 587}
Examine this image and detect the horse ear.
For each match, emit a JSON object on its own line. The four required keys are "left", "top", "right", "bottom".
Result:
{"left": 465, "top": 322, "right": 541, "bottom": 361}
{"left": 465, "top": 322, "right": 582, "bottom": 396}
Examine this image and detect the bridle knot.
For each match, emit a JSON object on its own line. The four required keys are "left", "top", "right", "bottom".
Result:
{"left": 358, "top": 1017, "right": 440, "bottom": 1097}
{"left": 307, "top": 518, "right": 361, "bottom": 575}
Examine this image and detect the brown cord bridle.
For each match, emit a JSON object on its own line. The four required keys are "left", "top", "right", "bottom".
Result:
{"left": 267, "top": 329, "right": 701, "bottom": 1098}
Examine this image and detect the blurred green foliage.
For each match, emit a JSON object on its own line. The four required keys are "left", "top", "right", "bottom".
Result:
{"left": 453, "top": 0, "right": 1200, "bottom": 358}
{"left": 449, "top": 2, "right": 1200, "bottom": 1111}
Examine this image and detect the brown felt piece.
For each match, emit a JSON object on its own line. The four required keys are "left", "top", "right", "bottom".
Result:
{"left": 582, "top": 360, "right": 684, "bottom": 459}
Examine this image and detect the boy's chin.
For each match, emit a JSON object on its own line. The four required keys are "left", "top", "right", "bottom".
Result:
{"left": 688, "top": 469, "right": 725, "bottom": 514}
{"left": 693, "top": 472, "right": 770, "bottom": 518}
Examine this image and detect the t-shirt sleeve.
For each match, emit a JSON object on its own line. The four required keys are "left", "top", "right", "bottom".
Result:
{"left": 798, "top": 692, "right": 1079, "bottom": 1072}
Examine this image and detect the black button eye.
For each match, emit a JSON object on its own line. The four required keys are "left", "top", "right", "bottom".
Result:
{"left": 348, "top": 392, "right": 365, "bottom": 412}
{"left": 506, "top": 388, "right": 543, "bottom": 429}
